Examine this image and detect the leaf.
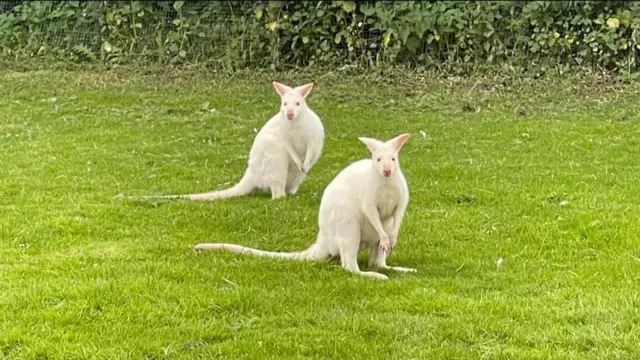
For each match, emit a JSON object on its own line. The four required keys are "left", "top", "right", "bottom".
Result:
{"left": 102, "top": 41, "right": 112, "bottom": 52}
{"left": 320, "top": 39, "right": 330, "bottom": 52}
{"left": 399, "top": 27, "right": 410, "bottom": 45}
{"left": 178, "top": 50, "right": 186, "bottom": 58}
{"left": 173, "top": 1, "right": 184, "bottom": 11}
{"left": 168, "top": 43, "right": 179, "bottom": 53}
{"left": 360, "top": 4, "right": 375, "bottom": 16}
{"left": 72, "top": 45, "right": 96, "bottom": 60}
{"left": 267, "top": 0, "right": 282, "bottom": 9}
{"left": 619, "top": 10, "right": 631, "bottom": 25}
{"left": 383, "top": 29, "right": 394, "bottom": 47}
{"left": 606, "top": 17, "right": 619, "bottom": 29}
{"left": 302, "top": 36, "right": 309, "bottom": 44}
{"left": 405, "top": 35, "right": 420, "bottom": 53}
{"left": 268, "top": 22, "right": 277, "bottom": 32}
{"left": 340, "top": 1, "right": 356, "bottom": 13}
{"left": 255, "top": 9, "right": 263, "bottom": 20}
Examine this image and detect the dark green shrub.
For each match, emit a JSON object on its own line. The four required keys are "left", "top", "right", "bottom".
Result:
{"left": 0, "top": 0, "right": 639, "bottom": 74}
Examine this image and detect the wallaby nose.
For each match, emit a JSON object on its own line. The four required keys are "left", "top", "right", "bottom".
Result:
{"left": 286, "top": 112, "right": 294, "bottom": 119}
{"left": 383, "top": 169, "right": 391, "bottom": 177}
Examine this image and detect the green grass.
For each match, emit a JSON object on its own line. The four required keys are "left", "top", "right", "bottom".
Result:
{"left": 1, "top": 69, "right": 640, "bottom": 359}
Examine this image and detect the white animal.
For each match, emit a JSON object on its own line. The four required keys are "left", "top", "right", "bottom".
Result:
{"left": 135, "top": 81, "right": 325, "bottom": 201}
{"left": 195, "top": 133, "right": 416, "bottom": 280}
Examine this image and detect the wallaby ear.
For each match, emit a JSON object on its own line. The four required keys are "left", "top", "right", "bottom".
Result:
{"left": 358, "top": 137, "right": 384, "bottom": 154}
{"left": 272, "top": 81, "right": 293, "bottom": 97}
{"left": 294, "top": 82, "right": 314, "bottom": 99}
{"left": 389, "top": 133, "right": 411, "bottom": 152}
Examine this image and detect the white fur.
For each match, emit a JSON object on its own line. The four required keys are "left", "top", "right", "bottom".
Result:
{"left": 132, "top": 81, "right": 325, "bottom": 201}
{"left": 195, "top": 134, "right": 415, "bottom": 280}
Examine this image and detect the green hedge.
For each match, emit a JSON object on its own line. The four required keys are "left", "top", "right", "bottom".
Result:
{"left": 0, "top": 1, "right": 639, "bottom": 74}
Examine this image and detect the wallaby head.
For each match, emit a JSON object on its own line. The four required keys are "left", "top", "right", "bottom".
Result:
{"left": 272, "top": 81, "right": 314, "bottom": 121}
{"left": 358, "top": 134, "right": 410, "bottom": 178}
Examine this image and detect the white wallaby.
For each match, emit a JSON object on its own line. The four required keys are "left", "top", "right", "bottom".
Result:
{"left": 195, "top": 133, "right": 416, "bottom": 280}
{"left": 132, "top": 81, "right": 325, "bottom": 201}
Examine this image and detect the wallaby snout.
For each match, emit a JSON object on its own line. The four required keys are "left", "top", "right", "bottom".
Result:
{"left": 381, "top": 162, "right": 393, "bottom": 177}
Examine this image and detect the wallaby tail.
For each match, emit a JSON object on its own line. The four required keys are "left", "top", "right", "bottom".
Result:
{"left": 123, "top": 172, "right": 254, "bottom": 201}
{"left": 194, "top": 242, "right": 320, "bottom": 261}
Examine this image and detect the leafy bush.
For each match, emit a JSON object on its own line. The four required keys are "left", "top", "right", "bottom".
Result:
{"left": 0, "top": 0, "right": 639, "bottom": 74}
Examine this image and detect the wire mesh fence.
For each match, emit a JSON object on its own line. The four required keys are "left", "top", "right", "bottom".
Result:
{"left": 0, "top": 1, "right": 639, "bottom": 72}
{"left": 0, "top": 1, "right": 378, "bottom": 68}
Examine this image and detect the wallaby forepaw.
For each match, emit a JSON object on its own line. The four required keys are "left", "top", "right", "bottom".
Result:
{"left": 389, "top": 236, "right": 398, "bottom": 251}
{"left": 378, "top": 236, "right": 392, "bottom": 253}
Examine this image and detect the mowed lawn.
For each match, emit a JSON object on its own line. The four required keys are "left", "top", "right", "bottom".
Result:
{"left": 1, "top": 69, "right": 640, "bottom": 360}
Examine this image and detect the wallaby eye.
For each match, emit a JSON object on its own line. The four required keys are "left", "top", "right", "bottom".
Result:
{"left": 376, "top": 157, "right": 381, "bottom": 162}
{"left": 284, "top": 102, "right": 287, "bottom": 106}
{"left": 296, "top": 102, "right": 300, "bottom": 106}
{"left": 392, "top": 157, "right": 396, "bottom": 161}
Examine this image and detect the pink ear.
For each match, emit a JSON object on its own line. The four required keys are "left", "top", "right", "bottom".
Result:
{"left": 272, "top": 81, "right": 293, "bottom": 97}
{"left": 294, "top": 82, "right": 314, "bottom": 98}
{"left": 391, "top": 133, "right": 410, "bottom": 152}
